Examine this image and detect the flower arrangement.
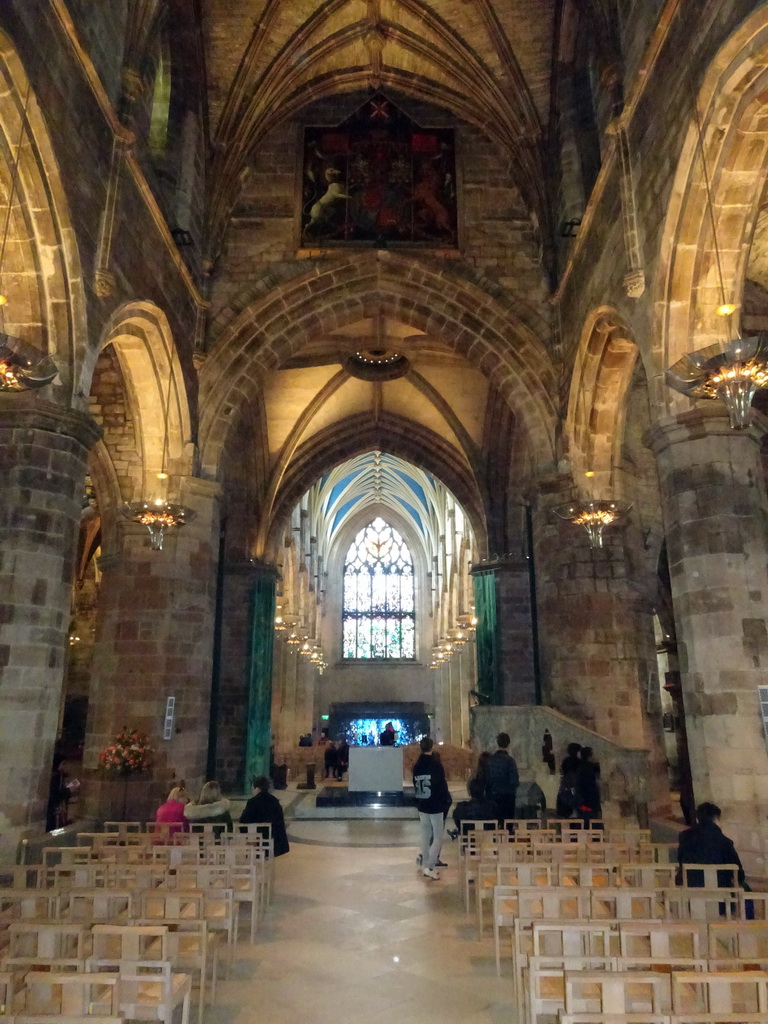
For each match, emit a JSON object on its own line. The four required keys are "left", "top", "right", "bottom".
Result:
{"left": 99, "top": 728, "right": 153, "bottom": 776}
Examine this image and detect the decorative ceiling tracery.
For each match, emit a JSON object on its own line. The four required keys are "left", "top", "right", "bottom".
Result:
{"left": 201, "top": 0, "right": 556, "bottom": 267}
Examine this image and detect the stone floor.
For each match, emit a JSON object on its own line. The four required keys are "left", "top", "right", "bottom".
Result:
{"left": 210, "top": 818, "right": 517, "bottom": 1024}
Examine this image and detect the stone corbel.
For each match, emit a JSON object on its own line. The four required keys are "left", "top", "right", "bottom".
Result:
{"left": 93, "top": 131, "right": 134, "bottom": 298}
{"left": 607, "top": 113, "right": 646, "bottom": 299}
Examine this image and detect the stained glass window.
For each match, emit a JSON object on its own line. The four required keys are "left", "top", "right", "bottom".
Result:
{"left": 343, "top": 517, "right": 415, "bottom": 659}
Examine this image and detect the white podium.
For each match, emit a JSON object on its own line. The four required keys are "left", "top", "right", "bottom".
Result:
{"left": 348, "top": 747, "right": 403, "bottom": 792}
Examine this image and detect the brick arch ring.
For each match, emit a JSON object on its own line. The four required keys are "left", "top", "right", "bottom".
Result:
{"left": 198, "top": 250, "right": 558, "bottom": 479}
{"left": 258, "top": 412, "right": 490, "bottom": 565}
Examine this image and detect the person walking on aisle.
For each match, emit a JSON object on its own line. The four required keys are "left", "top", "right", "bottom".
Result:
{"left": 412, "top": 736, "right": 451, "bottom": 880}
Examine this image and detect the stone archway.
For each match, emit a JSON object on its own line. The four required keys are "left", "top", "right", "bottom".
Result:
{"left": 656, "top": 9, "right": 768, "bottom": 393}
{"left": 565, "top": 307, "right": 639, "bottom": 497}
{"left": 0, "top": 31, "right": 86, "bottom": 403}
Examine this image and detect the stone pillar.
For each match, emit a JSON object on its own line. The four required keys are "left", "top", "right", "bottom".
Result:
{"left": 496, "top": 559, "right": 536, "bottom": 704}
{"left": 649, "top": 409, "right": 768, "bottom": 877}
{"left": 83, "top": 478, "right": 220, "bottom": 819}
{"left": 533, "top": 476, "right": 668, "bottom": 810}
{"left": 0, "top": 398, "right": 100, "bottom": 853}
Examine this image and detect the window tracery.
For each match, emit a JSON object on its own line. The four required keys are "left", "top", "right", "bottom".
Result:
{"left": 342, "top": 517, "right": 415, "bottom": 659}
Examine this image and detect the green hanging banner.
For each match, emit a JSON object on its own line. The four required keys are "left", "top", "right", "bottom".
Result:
{"left": 244, "top": 568, "right": 277, "bottom": 789}
{"left": 472, "top": 570, "right": 499, "bottom": 705}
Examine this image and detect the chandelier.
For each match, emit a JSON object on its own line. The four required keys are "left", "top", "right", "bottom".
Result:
{"left": 119, "top": 363, "right": 194, "bottom": 549}
{"left": 553, "top": 498, "right": 632, "bottom": 549}
{"left": 0, "top": 336, "right": 58, "bottom": 391}
{"left": 666, "top": 335, "right": 768, "bottom": 430}
{"left": 120, "top": 499, "right": 196, "bottom": 551}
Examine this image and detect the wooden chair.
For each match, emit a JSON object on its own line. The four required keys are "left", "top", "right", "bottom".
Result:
{"left": 528, "top": 955, "right": 616, "bottom": 1024}
{"left": 87, "top": 925, "right": 168, "bottom": 968}
{"left": 671, "top": 969, "right": 768, "bottom": 1021}
{"left": 590, "top": 887, "right": 666, "bottom": 921}
{"left": 679, "top": 863, "right": 741, "bottom": 890}
{"left": 21, "top": 971, "right": 120, "bottom": 1017}
{"left": 617, "top": 863, "right": 678, "bottom": 890}
{"left": 2, "top": 923, "right": 88, "bottom": 972}
{"left": 162, "top": 921, "right": 217, "bottom": 1024}
{"left": 608, "top": 828, "right": 651, "bottom": 845}
{"left": 0, "top": 890, "right": 56, "bottom": 926}
{"left": 619, "top": 921, "right": 707, "bottom": 962}
{"left": 664, "top": 886, "right": 740, "bottom": 922}
{"left": 115, "top": 964, "right": 191, "bottom": 1024}
{"left": 707, "top": 921, "right": 768, "bottom": 968}
{"left": 56, "top": 889, "right": 134, "bottom": 925}
{"left": 0, "top": 968, "right": 25, "bottom": 1016}
{"left": 564, "top": 969, "right": 672, "bottom": 1016}
{"left": 558, "top": 863, "right": 619, "bottom": 889}
{"left": 137, "top": 891, "right": 205, "bottom": 929}
{"left": 103, "top": 823, "right": 144, "bottom": 837}
{"left": 458, "top": 821, "right": 499, "bottom": 913}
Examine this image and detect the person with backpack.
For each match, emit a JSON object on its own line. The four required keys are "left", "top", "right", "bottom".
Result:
{"left": 486, "top": 732, "right": 519, "bottom": 826}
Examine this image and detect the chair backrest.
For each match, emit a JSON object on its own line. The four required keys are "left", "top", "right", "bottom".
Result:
{"left": 89, "top": 924, "right": 168, "bottom": 966}
{"left": 671, "top": 968, "right": 768, "bottom": 1017}
{"left": 138, "top": 889, "right": 204, "bottom": 924}
{"left": 619, "top": 920, "right": 707, "bottom": 960}
{"left": 564, "top": 968, "right": 671, "bottom": 1014}
{"left": 6, "top": 922, "right": 87, "bottom": 964}
{"left": 22, "top": 971, "right": 120, "bottom": 1016}
{"left": 708, "top": 921, "right": 768, "bottom": 962}
{"left": 680, "top": 862, "right": 741, "bottom": 889}
{"left": 590, "top": 887, "right": 666, "bottom": 921}
{"left": 532, "top": 921, "right": 618, "bottom": 959}
{"left": 103, "top": 822, "right": 143, "bottom": 835}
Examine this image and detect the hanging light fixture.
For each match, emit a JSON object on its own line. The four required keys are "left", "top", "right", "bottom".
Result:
{"left": 273, "top": 606, "right": 286, "bottom": 631}
{"left": 120, "top": 360, "right": 195, "bottom": 549}
{"left": 285, "top": 629, "right": 302, "bottom": 646}
{"left": 0, "top": 82, "right": 59, "bottom": 391}
{"left": 665, "top": 77, "right": 768, "bottom": 427}
{"left": 666, "top": 335, "right": 768, "bottom": 430}
{"left": 553, "top": 498, "right": 632, "bottom": 550}
{"left": 457, "top": 612, "right": 478, "bottom": 633}
{"left": 448, "top": 627, "right": 467, "bottom": 647}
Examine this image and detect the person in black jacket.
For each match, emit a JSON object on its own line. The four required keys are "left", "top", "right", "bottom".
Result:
{"left": 486, "top": 732, "right": 519, "bottom": 827}
{"left": 239, "top": 776, "right": 290, "bottom": 857}
{"left": 452, "top": 777, "right": 498, "bottom": 831}
{"left": 412, "top": 736, "right": 451, "bottom": 879}
{"left": 677, "top": 802, "right": 745, "bottom": 889}
{"left": 575, "top": 746, "right": 602, "bottom": 827}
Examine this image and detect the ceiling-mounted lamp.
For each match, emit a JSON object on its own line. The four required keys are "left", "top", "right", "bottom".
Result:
{"left": 120, "top": 361, "right": 195, "bottom": 549}
{"left": 665, "top": 78, "right": 768, "bottom": 428}
{"left": 553, "top": 498, "right": 632, "bottom": 550}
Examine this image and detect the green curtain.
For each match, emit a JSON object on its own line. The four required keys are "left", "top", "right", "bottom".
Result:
{"left": 473, "top": 570, "right": 499, "bottom": 704}
{"left": 244, "top": 572, "right": 277, "bottom": 789}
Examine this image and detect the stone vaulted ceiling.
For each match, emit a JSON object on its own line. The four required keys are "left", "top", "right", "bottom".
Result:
{"left": 201, "top": 0, "right": 556, "bottom": 256}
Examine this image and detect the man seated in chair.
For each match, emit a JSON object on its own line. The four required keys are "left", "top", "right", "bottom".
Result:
{"left": 240, "top": 776, "right": 290, "bottom": 857}
{"left": 677, "top": 801, "right": 746, "bottom": 889}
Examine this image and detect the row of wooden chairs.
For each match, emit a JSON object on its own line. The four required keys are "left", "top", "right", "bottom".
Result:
{"left": 1, "top": 919, "right": 218, "bottom": 1008}
{"left": 531, "top": 967, "right": 768, "bottom": 1024}
{"left": 0, "top": 964, "right": 191, "bottom": 1023}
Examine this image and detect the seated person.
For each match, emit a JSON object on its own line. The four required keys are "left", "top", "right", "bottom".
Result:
{"left": 184, "top": 780, "right": 233, "bottom": 834}
{"left": 451, "top": 777, "right": 498, "bottom": 835}
{"left": 677, "top": 801, "right": 746, "bottom": 888}
{"left": 155, "top": 784, "right": 189, "bottom": 838}
{"left": 240, "top": 776, "right": 290, "bottom": 856}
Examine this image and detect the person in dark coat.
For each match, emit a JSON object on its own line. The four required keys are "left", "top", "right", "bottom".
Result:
{"left": 452, "top": 777, "right": 498, "bottom": 831}
{"left": 335, "top": 739, "right": 349, "bottom": 781}
{"left": 556, "top": 742, "right": 582, "bottom": 818}
{"left": 240, "top": 776, "right": 290, "bottom": 857}
{"left": 575, "top": 746, "right": 602, "bottom": 826}
{"left": 486, "top": 732, "right": 519, "bottom": 826}
{"left": 323, "top": 740, "right": 338, "bottom": 779}
{"left": 677, "top": 802, "right": 745, "bottom": 888}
